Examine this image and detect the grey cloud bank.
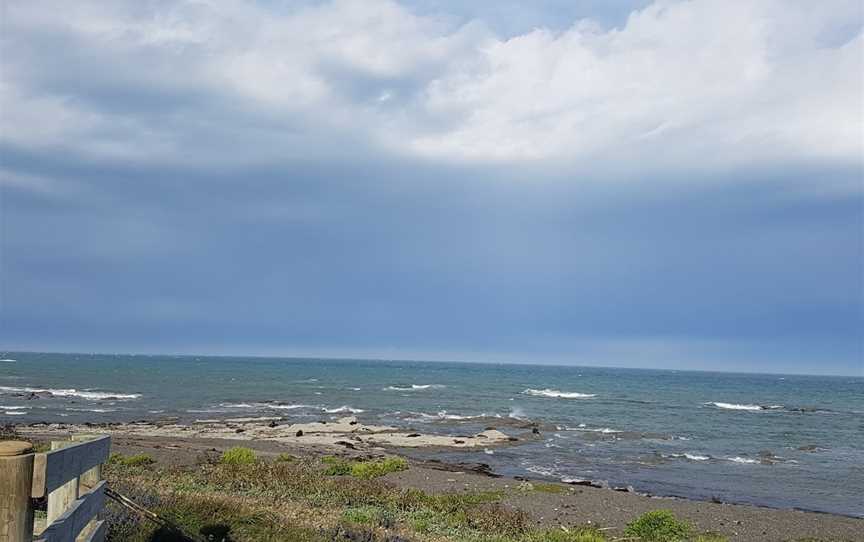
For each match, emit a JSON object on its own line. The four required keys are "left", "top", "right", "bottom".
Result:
{"left": 1, "top": 0, "right": 862, "bottom": 375}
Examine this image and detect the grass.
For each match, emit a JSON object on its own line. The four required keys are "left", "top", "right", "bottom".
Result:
{"left": 531, "top": 482, "right": 570, "bottom": 494}
{"left": 219, "top": 447, "right": 257, "bottom": 466}
{"left": 101, "top": 452, "right": 736, "bottom": 542}
{"left": 322, "top": 455, "right": 408, "bottom": 479}
{"left": 623, "top": 510, "right": 691, "bottom": 541}
{"left": 107, "top": 452, "right": 155, "bottom": 467}
{"left": 103, "top": 455, "right": 598, "bottom": 542}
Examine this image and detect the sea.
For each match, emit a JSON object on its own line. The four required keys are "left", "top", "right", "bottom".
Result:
{"left": 1, "top": 352, "right": 862, "bottom": 517}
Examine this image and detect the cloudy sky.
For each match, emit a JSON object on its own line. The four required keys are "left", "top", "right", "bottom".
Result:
{"left": 1, "top": 0, "right": 862, "bottom": 375}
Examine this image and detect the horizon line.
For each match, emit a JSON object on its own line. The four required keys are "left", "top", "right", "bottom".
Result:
{"left": 3, "top": 348, "right": 861, "bottom": 379}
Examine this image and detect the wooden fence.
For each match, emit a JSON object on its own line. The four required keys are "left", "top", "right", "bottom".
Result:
{"left": 0, "top": 435, "right": 111, "bottom": 542}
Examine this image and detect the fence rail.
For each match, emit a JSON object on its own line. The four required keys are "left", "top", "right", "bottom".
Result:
{"left": 0, "top": 435, "right": 111, "bottom": 542}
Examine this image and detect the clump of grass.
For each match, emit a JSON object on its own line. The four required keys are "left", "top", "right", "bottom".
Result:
{"left": 322, "top": 456, "right": 408, "bottom": 479}
{"left": 692, "top": 534, "right": 728, "bottom": 542}
{"left": 526, "top": 527, "right": 608, "bottom": 542}
{"left": 349, "top": 457, "right": 408, "bottom": 479}
{"left": 322, "top": 456, "right": 353, "bottom": 476}
{"left": 341, "top": 505, "right": 395, "bottom": 528}
{"left": 219, "top": 447, "right": 256, "bottom": 466}
{"left": 107, "top": 453, "right": 155, "bottom": 467}
{"left": 624, "top": 509, "right": 690, "bottom": 541}
{"left": 275, "top": 453, "right": 295, "bottom": 462}
{"left": 532, "top": 482, "right": 570, "bottom": 494}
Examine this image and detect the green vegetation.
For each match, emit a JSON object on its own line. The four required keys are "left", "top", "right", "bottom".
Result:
{"left": 101, "top": 452, "right": 733, "bottom": 542}
{"left": 624, "top": 510, "right": 691, "bottom": 541}
{"left": 276, "top": 453, "right": 295, "bottom": 462}
{"left": 322, "top": 455, "right": 408, "bottom": 479}
{"left": 219, "top": 447, "right": 257, "bottom": 466}
{"left": 531, "top": 482, "right": 570, "bottom": 494}
{"left": 107, "top": 452, "right": 155, "bottom": 467}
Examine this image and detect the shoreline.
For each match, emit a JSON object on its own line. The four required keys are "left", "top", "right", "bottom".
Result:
{"left": 9, "top": 418, "right": 864, "bottom": 541}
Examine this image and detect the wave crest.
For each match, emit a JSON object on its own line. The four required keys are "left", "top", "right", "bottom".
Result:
{"left": 523, "top": 388, "right": 596, "bottom": 399}
{"left": 0, "top": 385, "right": 141, "bottom": 400}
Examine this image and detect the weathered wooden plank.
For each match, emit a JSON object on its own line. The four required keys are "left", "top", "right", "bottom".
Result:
{"left": 77, "top": 520, "right": 106, "bottom": 542}
{"left": 47, "top": 441, "right": 79, "bottom": 526}
{"left": 33, "top": 436, "right": 110, "bottom": 497}
{"left": 32, "top": 452, "right": 47, "bottom": 498}
{"left": 34, "top": 480, "right": 105, "bottom": 542}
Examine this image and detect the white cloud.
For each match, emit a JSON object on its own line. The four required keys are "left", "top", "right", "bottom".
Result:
{"left": 1, "top": 0, "right": 861, "bottom": 172}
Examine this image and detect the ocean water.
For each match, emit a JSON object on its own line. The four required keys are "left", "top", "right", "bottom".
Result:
{"left": 1, "top": 352, "right": 862, "bottom": 517}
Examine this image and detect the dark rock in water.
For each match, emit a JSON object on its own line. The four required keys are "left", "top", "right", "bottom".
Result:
{"left": 295, "top": 429, "right": 304, "bottom": 437}
{"left": 797, "top": 444, "right": 824, "bottom": 452}
{"left": 507, "top": 436, "right": 519, "bottom": 442}
{"left": 267, "top": 420, "right": 278, "bottom": 428}
{"left": 416, "top": 459, "right": 499, "bottom": 477}
{"left": 531, "top": 427, "right": 540, "bottom": 435}
{"left": 564, "top": 478, "right": 609, "bottom": 489}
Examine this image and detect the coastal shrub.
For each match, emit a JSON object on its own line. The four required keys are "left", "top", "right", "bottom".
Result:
{"left": 350, "top": 457, "right": 408, "bottom": 479}
{"left": 322, "top": 456, "right": 353, "bottom": 476}
{"left": 322, "top": 456, "right": 408, "bottom": 479}
{"left": 220, "top": 447, "right": 257, "bottom": 466}
{"left": 525, "top": 527, "right": 608, "bottom": 542}
{"left": 624, "top": 509, "right": 691, "bottom": 541}
{"left": 341, "top": 505, "right": 395, "bottom": 528}
{"left": 107, "top": 452, "right": 155, "bottom": 467}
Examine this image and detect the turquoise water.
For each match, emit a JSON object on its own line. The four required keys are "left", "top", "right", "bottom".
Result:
{"left": 1, "top": 352, "right": 862, "bottom": 517}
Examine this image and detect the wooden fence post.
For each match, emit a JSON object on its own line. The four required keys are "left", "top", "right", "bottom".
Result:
{"left": 46, "top": 441, "right": 79, "bottom": 526}
{"left": 0, "top": 440, "right": 35, "bottom": 542}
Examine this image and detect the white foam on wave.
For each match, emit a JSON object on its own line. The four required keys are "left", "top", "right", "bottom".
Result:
{"left": 323, "top": 406, "right": 365, "bottom": 414}
{"left": 219, "top": 403, "right": 256, "bottom": 409}
{"left": 262, "top": 404, "right": 315, "bottom": 410}
{"left": 66, "top": 407, "right": 117, "bottom": 413}
{"left": 707, "top": 402, "right": 764, "bottom": 411}
{"left": 666, "top": 453, "right": 710, "bottom": 461}
{"left": 384, "top": 384, "right": 446, "bottom": 391}
{"left": 523, "top": 388, "right": 596, "bottom": 399}
{"left": 4, "top": 411, "right": 25, "bottom": 415}
{"left": 727, "top": 456, "right": 759, "bottom": 464}
{"left": 0, "top": 359, "right": 16, "bottom": 363}
{"left": 524, "top": 464, "right": 557, "bottom": 477}
{"left": 565, "top": 425, "right": 621, "bottom": 434}
{"left": 403, "top": 410, "right": 490, "bottom": 421}
{"left": 0, "top": 385, "right": 141, "bottom": 400}
{"left": 0, "top": 405, "right": 28, "bottom": 409}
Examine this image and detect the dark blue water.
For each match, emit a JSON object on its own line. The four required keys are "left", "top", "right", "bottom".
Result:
{"left": 1, "top": 352, "right": 862, "bottom": 517}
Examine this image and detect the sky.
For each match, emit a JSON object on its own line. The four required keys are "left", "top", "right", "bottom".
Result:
{"left": 0, "top": 0, "right": 862, "bottom": 375}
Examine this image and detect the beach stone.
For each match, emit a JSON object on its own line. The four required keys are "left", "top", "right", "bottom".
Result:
{"left": 295, "top": 429, "right": 304, "bottom": 437}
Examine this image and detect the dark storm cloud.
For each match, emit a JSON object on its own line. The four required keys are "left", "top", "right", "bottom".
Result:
{"left": 1, "top": 0, "right": 861, "bottom": 374}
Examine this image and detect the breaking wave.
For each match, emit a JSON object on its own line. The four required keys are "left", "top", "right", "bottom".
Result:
{"left": 323, "top": 406, "right": 365, "bottom": 414}
{"left": 706, "top": 402, "right": 783, "bottom": 411}
{"left": 523, "top": 388, "right": 595, "bottom": 399}
{"left": 384, "top": 384, "right": 446, "bottom": 391}
{"left": 0, "top": 385, "right": 141, "bottom": 400}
